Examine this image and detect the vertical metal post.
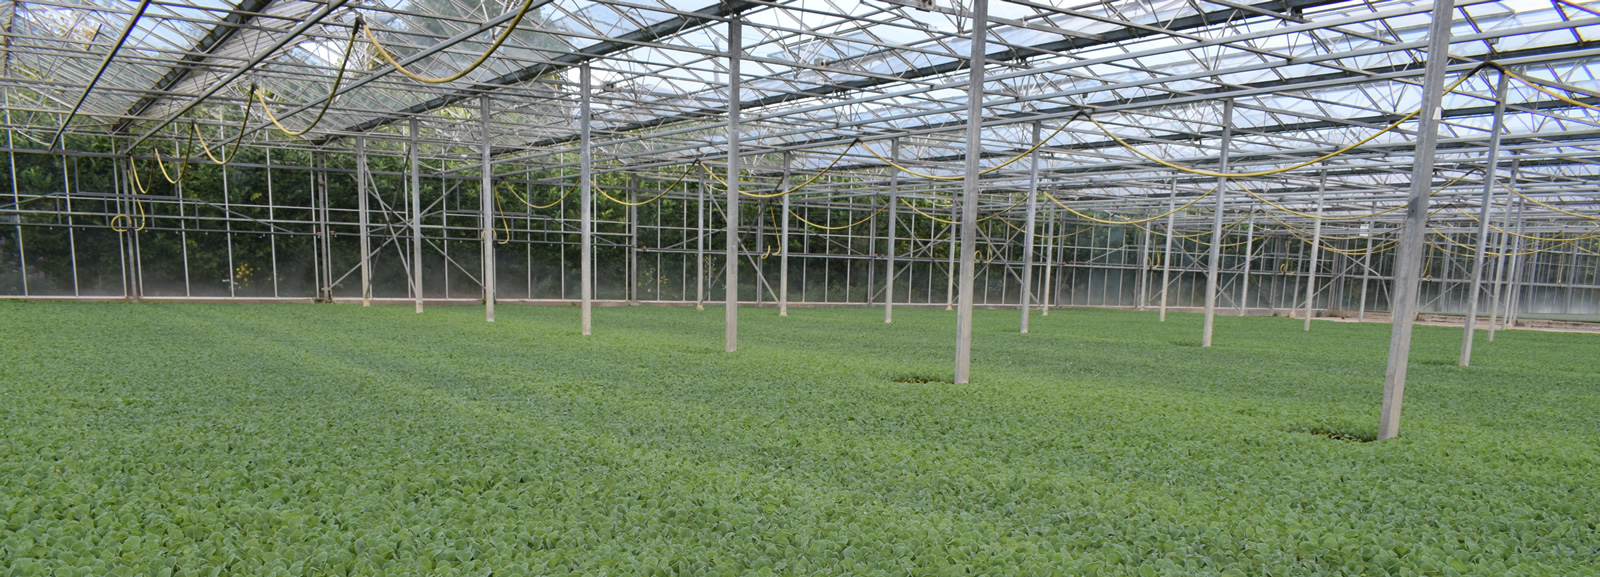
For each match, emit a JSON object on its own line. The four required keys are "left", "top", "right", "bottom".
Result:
{"left": 441, "top": 175, "right": 450, "bottom": 299}
{"left": 1305, "top": 172, "right": 1326, "bottom": 330}
{"left": 3, "top": 94, "right": 26, "bottom": 296}
{"left": 480, "top": 96, "right": 495, "bottom": 322}
{"left": 1565, "top": 240, "right": 1579, "bottom": 314}
{"left": 1040, "top": 208, "right": 1055, "bottom": 316}
{"left": 1159, "top": 180, "right": 1178, "bottom": 322}
{"left": 1462, "top": 71, "right": 1509, "bottom": 364}
{"left": 318, "top": 154, "right": 331, "bottom": 301}
{"left": 410, "top": 118, "right": 424, "bottom": 313}
{"left": 946, "top": 200, "right": 957, "bottom": 310}
{"left": 1359, "top": 207, "right": 1374, "bottom": 322}
{"left": 1020, "top": 121, "right": 1041, "bottom": 333}
{"left": 116, "top": 160, "right": 131, "bottom": 299}
{"left": 1202, "top": 100, "right": 1233, "bottom": 346}
{"left": 779, "top": 150, "right": 792, "bottom": 316}
{"left": 221, "top": 163, "right": 233, "bottom": 298}
{"left": 884, "top": 139, "right": 899, "bottom": 323}
{"left": 1137, "top": 206, "right": 1153, "bottom": 310}
{"left": 1565, "top": 238, "right": 1580, "bottom": 313}
{"left": 629, "top": 175, "right": 639, "bottom": 305}
{"left": 303, "top": 156, "right": 316, "bottom": 300}
{"left": 1380, "top": 0, "right": 1455, "bottom": 441}
{"left": 696, "top": 172, "right": 705, "bottom": 311}
{"left": 266, "top": 148, "right": 279, "bottom": 298}
{"left": 1239, "top": 210, "right": 1255, "bottom": 315}
{"left": 1488, "top": 160, "right": 1518, "bottom": 340}
{"left": 725, "top": 16, "right": 742, "bottom": 352}
{"left": 357, "top": 136, "right": 371, "bottom": 307}
{"left": 953, "top": 0, "right": 988, "bottom": 384}
{"left": 129, "top": 163, "right": 145, "bottom": 299}
{"left": 580, "top": 63, "right": 594, "bottom": 333}
{"left": 755, "top": 197, "right": 766, "bottom": 306}
{"left": 59, "top": 154, "right": 79, "bottom": 296}
{"left": 1504, "top": 195, "right": 1527, "bottom": 328}
{"left": 866, "top": 194, "right": 877, "bottom": 305}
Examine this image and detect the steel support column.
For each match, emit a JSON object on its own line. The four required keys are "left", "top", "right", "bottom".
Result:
{"left": 953, "top": 0, "right": 989, "bottom": 384}
{"left": 1380, "top": 0, "right": 1456, "bottom": 441}
{"left": 696, "top": 172, "right": 705, "bottom": 311}
{"left": 1202, "top": 100, "right": 1233, "bottom": 346}
{"left": 1240, "top": 210, "right": 1255, "bottom": 315}
{"left": 1461, "top": 70, "right": 1510, "bottom": 365}
{"left": 1020, "top": 121, "right": 1041, "bottom": 333}
{"left": 580, "top": 63, "right": 594, "bottom": 334}
{"left": 725, "top": 17, "right": 743, "bottom": 353}
{"left": 1359, "top": 205, "right": 1376, "bottom": 322}
{"left": 1137, "top": 205, "right": 1153, "bottom": 311}
{"left": 629, "top": 175, "right": 639, "bottom": 305}
{"left": 779, "top": 151, "right": 792, "bottom": 317}
{"left": 946, "top": 201, "right": 957, "bottom": 311}
{"left": 1505, "top": 195, "right": 1528, "bottom": 329}
{"left": 410, "top": 118, "right": 423, "bottom": 313}
{"left": 480, "top": 96, "right": 495, "bottom": 322}
{"left": 1040, "top": 208, "right": 1055, "bottom": 316}
{"left": 357, "top": 136, "right": 371, "bottom": 307}
{"left": 885, "top": 139, "right": 899, "bottom": 323}
{"left": 1160, "top": 180, "right": 1178, "bottom": 322}
{"left": 1304, "top": 172, "right": 1326, "bottom": 330}
{"left": 1488, "top": 160, "right": 1519, "bottom": 341}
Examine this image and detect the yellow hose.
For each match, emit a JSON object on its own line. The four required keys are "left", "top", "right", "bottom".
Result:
{"left": 710, "top": 143, "right": 858, "bottom": 198}
{"left": 152, "top": 129, "right": 194, "bottom": 185}
{"left": 789, "top": 200, "right": 891, "bottom": 230}
{"left": 112, "top": 159, "right": 149, "bottom": 233}
{"left": 859, "top": 114, "right": 1081, "bottom": 181}
{"left": 1430, "top": 230, "right": 1579, "bottom": 258}
{"left": 1491, "top": 63, "right": 1600, "bottom": 113}
{"left": 127, "top": 157, "right": 151, "bottom": 195}
{"left": 504, "top": 182, "right": 573, "bottom": 210}
{"left": 1041, "top": 186, "right": 1217, "bottom": 225}
{"left": 193, "top": 91, "right": 255, "bottom": 165}
{"left": 1233, "top": 171, "right": 1474, "bottom": 221}
{"left": 256, "top": 21, "right": 359, "bottom": 136}
{"left": 597, "top": 165, "right": 696, "bottom": 206}
{"left": 1508, "top": 184, "right": 1600, "bottom": 221}
{"left": 1089, "top": 64, "right": 1487, "bottom": 178}
{"left": 363, "top": 0, "right": 539, "bottom": 84}
{"left": 494, "top": 189, "right": 510, "bottom": 245}
{"left": 1450, "top": 205, "right": 1600, "bottom": 240}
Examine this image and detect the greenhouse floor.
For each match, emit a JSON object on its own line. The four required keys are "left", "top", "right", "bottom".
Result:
{"left": 2, "top": 302, "right": 1596, "bottom": 576}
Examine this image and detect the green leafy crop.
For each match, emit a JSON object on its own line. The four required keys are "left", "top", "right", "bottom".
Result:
{"left": 1, "top": 302, "right": 1596, "bottom": 576}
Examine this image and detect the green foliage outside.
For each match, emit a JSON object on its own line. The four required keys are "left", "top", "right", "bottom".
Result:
{"left": 1, "top": 303, "right": 1596, "bottom": 576}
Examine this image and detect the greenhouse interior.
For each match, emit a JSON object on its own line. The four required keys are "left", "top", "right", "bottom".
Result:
{"left": 2, "top": 0, "right": 1598, "bottom": 574}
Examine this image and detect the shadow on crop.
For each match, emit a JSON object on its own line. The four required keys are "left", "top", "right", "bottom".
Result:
{"left": 1288, "top": 425, "right": 1377, "bottom": 443}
